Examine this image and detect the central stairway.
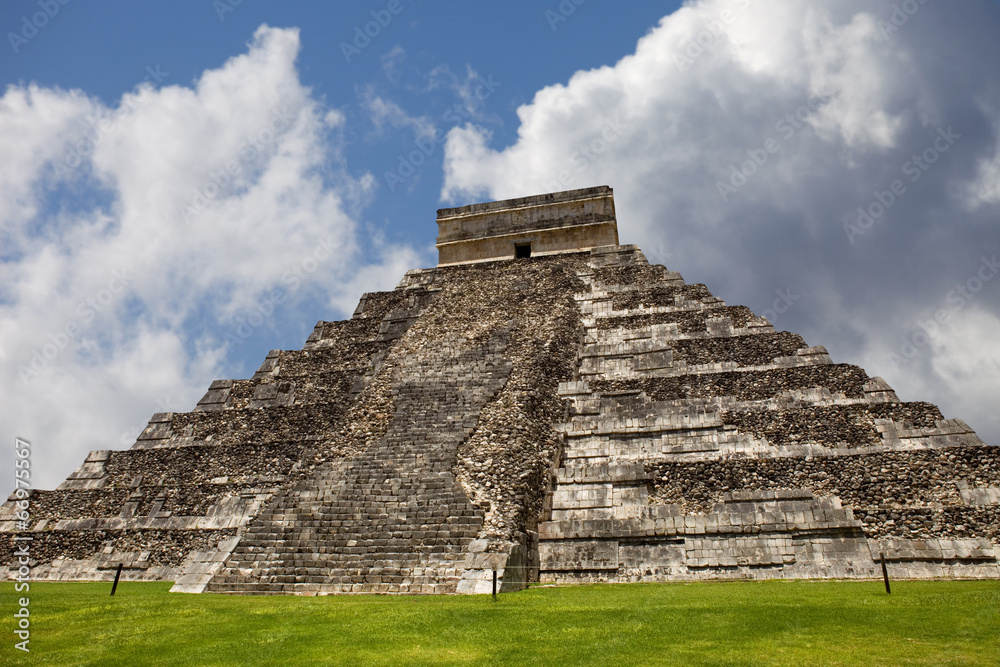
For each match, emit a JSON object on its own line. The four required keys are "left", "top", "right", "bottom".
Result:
{"left": 207, "top": 329, "right": 513, "bottom": 594}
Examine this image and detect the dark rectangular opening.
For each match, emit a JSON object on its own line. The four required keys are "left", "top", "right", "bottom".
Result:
{"left": 515, "top": 243, "right": 532, "bottom": 259}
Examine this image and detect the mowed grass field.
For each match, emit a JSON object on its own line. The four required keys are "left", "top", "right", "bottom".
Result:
{"left": 2, "top": 579, "right": 998, "bottom": 666}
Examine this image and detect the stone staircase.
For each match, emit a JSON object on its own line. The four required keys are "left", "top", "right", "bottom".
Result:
{"left": 204, "top": 329, "right": 513, "bottom": 594}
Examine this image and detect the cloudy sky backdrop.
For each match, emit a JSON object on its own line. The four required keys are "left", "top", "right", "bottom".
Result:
{"left": 2, "top": 0, "right": 999, "bottom": 490}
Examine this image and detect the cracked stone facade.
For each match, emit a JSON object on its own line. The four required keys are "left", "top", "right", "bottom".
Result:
{"left": 2, "top": 185, "right": 998, "bottom": 592}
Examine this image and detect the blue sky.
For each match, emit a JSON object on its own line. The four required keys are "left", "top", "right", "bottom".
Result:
{"left": 2, "top": 0, "right": 673, "bottom": 246}
{"left": 2, "top": 0, "right": 677, "bottom": 371}
{"left": 3, "top": 0, "right": 1000, "bottom": 488}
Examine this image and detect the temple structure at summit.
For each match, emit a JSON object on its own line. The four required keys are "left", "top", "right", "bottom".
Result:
{"left": 2, "top": 185, "right": 998, "bottom": 594}
{"left": 435, "top": 187, "right": 619, "bottom": 265}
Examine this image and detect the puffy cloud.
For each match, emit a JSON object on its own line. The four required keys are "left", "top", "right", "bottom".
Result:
{"left": 0, "top": 25, "right": 420, "bottom": 489}
{"left": 442, "top": 0, "right": 1000, "bottom": 444}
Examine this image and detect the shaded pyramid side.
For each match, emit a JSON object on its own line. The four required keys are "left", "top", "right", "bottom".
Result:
{"left": 0, "top": 288, "right": 423, "bottom": 583}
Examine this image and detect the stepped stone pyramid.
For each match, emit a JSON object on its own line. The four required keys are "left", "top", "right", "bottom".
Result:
{"left": 3, "top": 185, "right": 999, "bottom": 593}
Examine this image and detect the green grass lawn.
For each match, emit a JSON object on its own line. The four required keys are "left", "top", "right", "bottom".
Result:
{"left": 2, "top": 579, "right": 998, "bottom": 666}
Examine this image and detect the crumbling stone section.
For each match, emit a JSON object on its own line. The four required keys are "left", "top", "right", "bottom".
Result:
{"left": 648, "top": 447, "right": 1000, "bottom": 514}
{"left": 591, "top": 365, "right": 870, "bottom": 402}
{"left": 668, "top": 333, "right": 807, "bottom": 366}
{"left": 2, "top": 529, "right": 238, "bottom": 567}
{"left": 600, "top": 305, "right": 757, "bottom": 333}
{"left": 859, "top": 507, "right": 1000, "bottom": 543}
{"left": 4, "top": 187, "right": 997, "bottom": 591}
{"left": 645, "top": 449, "right": 1000, "bottom": 557}
{"left": 24, "top": 489, "right": 134, "bottom": 521}
{"left": 21, "top": 483, "right": 271, "bottom": 521}
{"left": 592, "top": 263, "right": 682, "bottom": 292}
{"left": 0, "top": 528, "right": 237, "bottom": 583}
{"left": 164, "top": 405, "right": 351, "bottom": 448}
{"left": 722, "top": 403, "right": 944, "bottom": 449}
{"left": 609, "top": 283, "right": 714, "bottom": 310}
{"left": 102, "top": 443, "right": 304, "bottom": 486}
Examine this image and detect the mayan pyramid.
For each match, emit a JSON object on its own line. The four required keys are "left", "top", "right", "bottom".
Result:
{"left": 3, "top": 185, "right": 998, "bottom": 594}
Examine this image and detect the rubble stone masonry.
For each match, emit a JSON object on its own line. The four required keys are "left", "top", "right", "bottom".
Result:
{"left": 3, "top": 186, "right": 997, "bottom": 592}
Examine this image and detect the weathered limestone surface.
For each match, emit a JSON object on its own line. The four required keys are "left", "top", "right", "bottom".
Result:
{"left": 537, "top": 245, "right": 998, "bottom": 583}
{"left": 436, "top": 186, "right": 619, "bottom": 265}
{"left": 3, "top": 186, "right": 997, "bottom": 592}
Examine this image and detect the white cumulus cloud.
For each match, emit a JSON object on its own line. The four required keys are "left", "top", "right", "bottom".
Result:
{"left": 0, "top": 25, "right": 421, "bottom": 489}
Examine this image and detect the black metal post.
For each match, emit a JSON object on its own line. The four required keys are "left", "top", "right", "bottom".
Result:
{"left": 492, "top": 569, "right": 497, "bottom": 601}
{"left": 110, "top": 563, "right": 123, "bottom": 596}
{"left": 880, "top": 552, "right": 891, "bottom": 594}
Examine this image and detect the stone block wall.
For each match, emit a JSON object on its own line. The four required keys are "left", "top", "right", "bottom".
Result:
{"left": 537, "top": 245, "right": 999, "bottom": 583}
{"left": 436, "top": 186, "right": 619, "bottom": 265}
